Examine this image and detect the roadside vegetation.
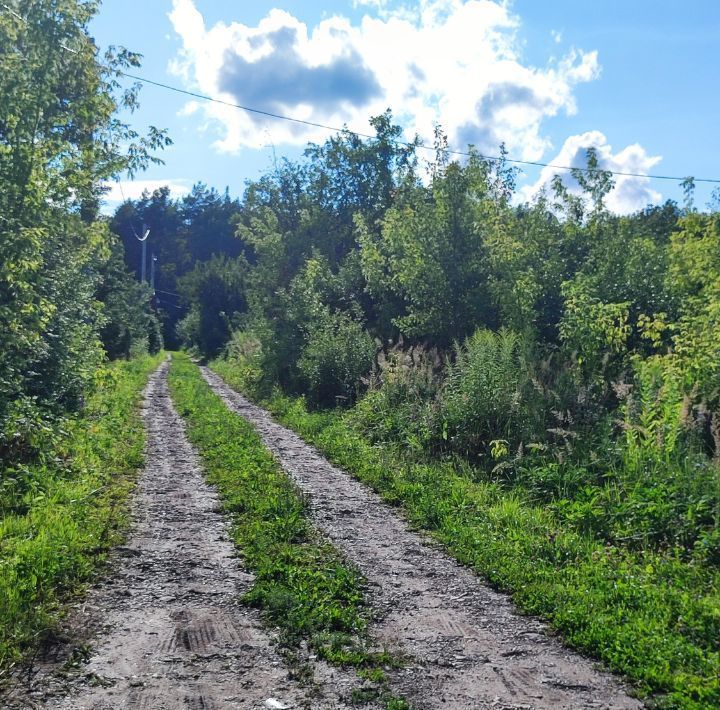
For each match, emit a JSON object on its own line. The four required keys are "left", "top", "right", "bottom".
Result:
{"left": 1, "top": 0, "right": 166, "bottom": 681}
{"left": 168, "top": 354, "right": 408, "bottom": 708}
{"left": 0, "top": 352, "right": 164, "bottom": 680}
{"left": 213, "top": 358, "right": 719, "bottom": 708}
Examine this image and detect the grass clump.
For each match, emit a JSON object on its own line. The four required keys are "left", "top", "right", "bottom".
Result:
{"left": 168, "top": 353, "right": 406, "bottom": 707}
{"left": 211, "top": 357, "right": 720, "bottom": 710}
{"left": 0, "top": 352, "right": 164, "bottom": 681}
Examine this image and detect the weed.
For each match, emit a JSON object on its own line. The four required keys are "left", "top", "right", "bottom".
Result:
{"left": 63, "top": 644, "right": 92, "bottom": 670}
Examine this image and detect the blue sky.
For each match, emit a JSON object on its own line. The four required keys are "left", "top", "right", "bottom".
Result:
{"left": 91, "top": 0, "right": 720, "bottom": 213}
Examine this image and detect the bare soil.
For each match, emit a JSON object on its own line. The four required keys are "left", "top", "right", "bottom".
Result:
{"left": 202, "top": 366, "right": 644, "bottom": 710}
{"left": 2, "top": 363, "right": 363, "bottom": 709}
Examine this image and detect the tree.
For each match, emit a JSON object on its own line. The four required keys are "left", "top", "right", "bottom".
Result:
{"left": 176, "top": 255, "right": 248, "bottom": 357}
{"left": 0, "top": 0, "right": 168, "bottom": 459}
{"left": 96, "top": 239, "right": 162, "bottom": 360}
{"left": 358, "top": 150, "right": 502, "bottom": 345}
{"left": 667, "top": 214, "right": 720, "bottom": 406}
{"left": 181, "top": 184, "right": 245, "bottom": 263}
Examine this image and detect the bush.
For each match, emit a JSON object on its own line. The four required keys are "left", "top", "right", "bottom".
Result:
{"left": 351, "top": 347, "right": 440, "bottom": 452}
{"left": 219, "top": 329, "right": 269, "bottom": 398}
{"left": 298, "top": 311, "right": 376, "bottom": 407}
{"left": 147, "top": 315, "right": 163, "bottom": 355}
{"left": 438, "top": 328, "right": 542, "bottom": 456}
{"left": 607, "top": 355, "right": 720, "bottom": 553}
{"left": 176, "top": 306, "right": 202, "bottom": 353}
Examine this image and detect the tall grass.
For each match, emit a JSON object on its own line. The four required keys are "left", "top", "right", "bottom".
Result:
{"left": 439, "top": 328, "right": 542, "bottom": 455}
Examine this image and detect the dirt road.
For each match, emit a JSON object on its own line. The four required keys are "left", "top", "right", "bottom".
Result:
{"left": 203, "top": 366, "right": 643, "bottom": 710}
{"left": 3, "top": 363, "right": 360, "bottom": 709}
{"left": 4, "top": 361, "right": 643, "bottom": 709}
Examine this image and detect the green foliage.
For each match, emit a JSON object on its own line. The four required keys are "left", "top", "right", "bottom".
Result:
{"left": 229, "top": 113, "right": 419, "bottom": 388}
{"left": 176, "top": 254, "right": 248, "bottom": 357}
{"left": 97, "top": 239, "right": 163, "bottom": 359}
{"left": 559, "top": 280, "right": 631, "bottom": 374}
{"left": 484, "top": 197, "right": 567, "bottom": 338}
{"left": 111, "top": 184, "right": 246, "bottom": 347}
{"left": 667, "top": 215, "right": 720, "bottom": 408}
{"left": 304, "top": 110, "right": 419, "bottom": 262}
{"left": 358, "top": 151, "right": 502, "bottom": 344}
{"left": 579, "top": 211, "right": 678, "bottom": 336}
{"left": 593, "top": 354, "right": 720, "bottom": 554}
{"left": 350, "top": 347, "right": 440, "bottom": 452}
{"left": 438, "top": 328, "right": 542, "bottom": 456}
{"left": 0, "top": 353, "right": 163, "bottom": 676}
{"left": 0, "top": 0, "right": 168, "bottom": 458}
{"left": 298, "top": 309, "right": 376, "bottom": 406}
{"left": 9, "top": 3, "right": 720, "bottom": 705}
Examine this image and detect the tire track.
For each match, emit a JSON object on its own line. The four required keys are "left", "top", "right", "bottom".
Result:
{"left": 4, "top": 362, "right": 362, "bottom": 709}
{"left": 203, "top": 366, "right": 644, "bottom": 710}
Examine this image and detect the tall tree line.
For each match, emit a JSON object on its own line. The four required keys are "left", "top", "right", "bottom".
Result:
{"left": 112, "top": 111, "right": 720, "bottom": 491}
{"left": 0, "top": 0, "right": 167, "bottom": 464}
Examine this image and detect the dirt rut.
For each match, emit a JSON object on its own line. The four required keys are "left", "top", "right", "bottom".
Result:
{"left": 4, "top": 362, "right": 361, "bottom": 710}
{"left": 203, "top": 366, "right": 643, "bottom": 710}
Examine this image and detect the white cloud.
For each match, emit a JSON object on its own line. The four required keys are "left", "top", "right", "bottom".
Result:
{"left": 352, "top": 0, "right": 391, "bottom": 10}
{"left": 168, "top": 0, "right": 600, "bottom": 158}
{"left": 102, "top": 179, "right": 193, "bottom": 204}
{"left": 517, "top": 131, "right": 663, "bottom": 214}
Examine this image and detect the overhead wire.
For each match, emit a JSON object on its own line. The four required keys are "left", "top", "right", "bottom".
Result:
{"left": 155, "top": 297, "right": 185, "bottom": 310}
{"left": 2, "top": 2, "right": 718, "bottom": 185}
{"left": 117, "top": 70, "right": 720, "bottom": 185}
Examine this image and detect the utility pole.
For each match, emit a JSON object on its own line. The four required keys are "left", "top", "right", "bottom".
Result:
{"left": 150, "top": 252, "right": 157, "bottom": 292}
{"left": 136, "top": 223, "right": 150, "bottom": 283}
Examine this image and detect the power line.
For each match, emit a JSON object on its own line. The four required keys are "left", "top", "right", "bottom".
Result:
{"left": 118, "top": 70, "right": 720, "bottom": 185}
{"left": 2, "top": 0, "right": 716, "bottom": 187}
{"left": 0, "top": 2, "right": 23, "bottom": 22}
{"left": 154, "top": 296, "right": 185, "bottom": 310}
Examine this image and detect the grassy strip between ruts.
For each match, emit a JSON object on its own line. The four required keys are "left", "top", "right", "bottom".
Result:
{"left": 0, "top": 352, "right": 165, "bottom": 682}
{"left": 167, "top": 354, "right": 409, "bottom": 709}
{"left": 210, "top": 358, "right": 720, "bottom": 710}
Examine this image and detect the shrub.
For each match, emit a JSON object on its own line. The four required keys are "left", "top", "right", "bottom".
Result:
{"left": 220, "top": 329, "right": 269, "bottom": 399}
{"left": 298, "top": 310, "right": 376, "bottom": 407}
{"left": 351, "top": 347, "right": 440, "bottom": 452}
{"left": 175, "top": 306, "right": 201, "bottom": 353}
{"left": 438, "top": 328, "right": 542, "bottom": 457}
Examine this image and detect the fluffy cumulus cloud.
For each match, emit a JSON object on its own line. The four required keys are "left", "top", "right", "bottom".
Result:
{"left": 168, "top": 0, "right": 600, "bottom": 157}
{"left": 517, "top": 131, "right": 663, "bottom": 214}
{"left": 168, "top": 0, "right": 662, "bottom": 212}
